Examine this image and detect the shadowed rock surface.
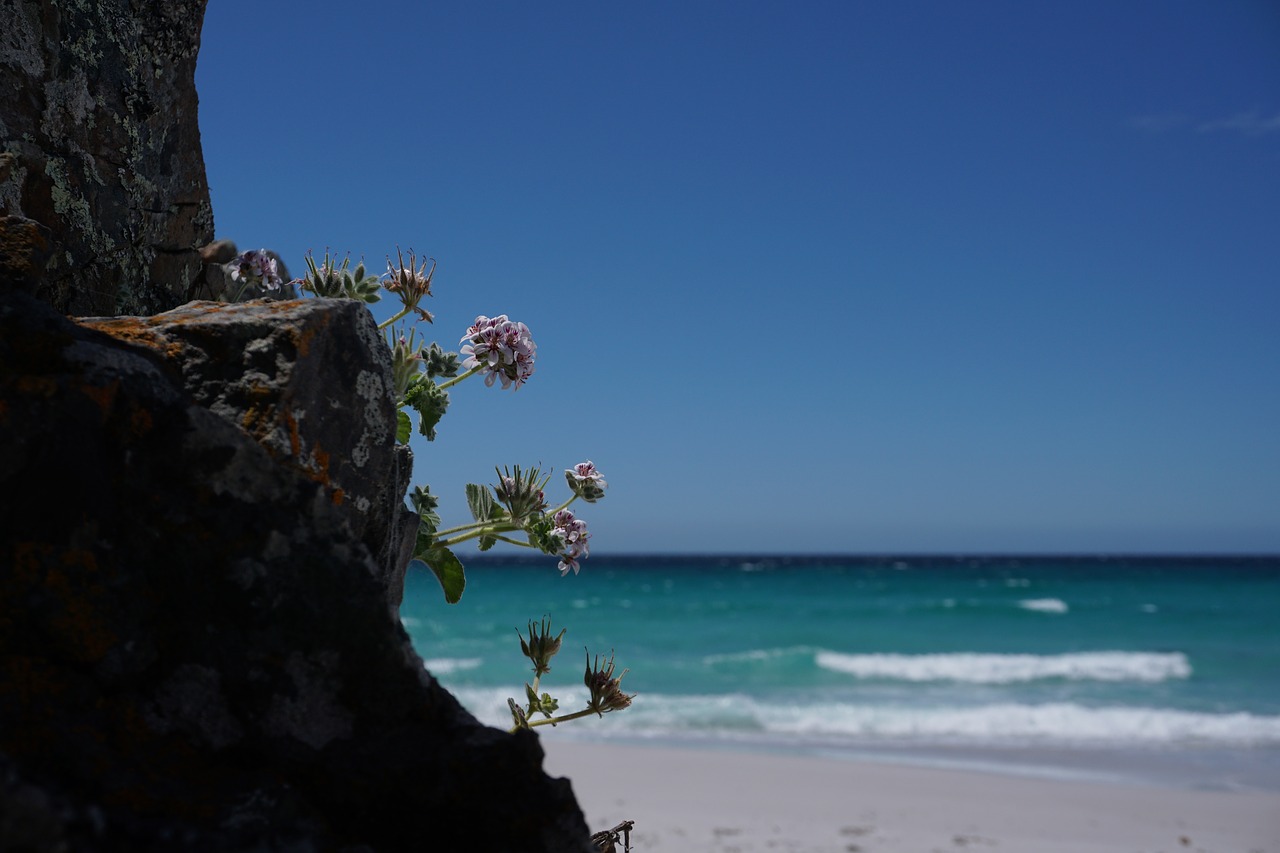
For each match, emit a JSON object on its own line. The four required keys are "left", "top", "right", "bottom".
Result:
{"left": 0, "top": 0, "right": 213, "bottom": 315}
{"left": 0, "top": 287, "right": 596, "bottom": 852}
{"left": 0, "top": 0, "right": 597, "bottom": 849}
{"left": 79, "top": 298, "right": 419, "bottom": 609}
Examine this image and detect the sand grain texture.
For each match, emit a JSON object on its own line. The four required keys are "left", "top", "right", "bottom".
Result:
{"left": 545, "top": 741, "right": 1280, "bottom": 853}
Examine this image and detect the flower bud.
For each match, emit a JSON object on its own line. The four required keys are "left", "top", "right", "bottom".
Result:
{"left": 518, "top": 616, "right": 566, "bottom": 677}
{"left": 584, "top": 650, "right": 634, "bottom": 716}
{"left": 385, "top": 247, "right": 435, "bottom": 322}
{"left": 493, "top": 465, "right": 550, "bottom": 524}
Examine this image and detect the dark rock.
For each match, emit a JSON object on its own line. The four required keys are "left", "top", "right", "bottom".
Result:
{"left": 0, "top": 289, "right": 596, "bottom": 852}
{"left": 79, "top": 297, "right": 418, "bottom": 609}
{"left": 0, "top": 214, "right": 53, "bottom": 292}
{"left": 200, "top": 239, "right": 239, "bottom": 266}
{"left": 0, "top": 0, "right": 214, "bottom": 315}
{"left": 2, "top": 2, "right": 598, "bottom": 848}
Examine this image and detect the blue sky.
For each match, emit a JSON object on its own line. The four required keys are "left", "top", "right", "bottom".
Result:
{"left": 197, "top": 1, "right": 1280, "bottom": 554}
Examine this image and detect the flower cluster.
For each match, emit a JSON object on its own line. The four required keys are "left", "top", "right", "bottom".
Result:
{"left": 566, "top": 460, "right": 608, "bottom": 503}
{"left": 228, "top": 249, "right": 283, "bottom": 293}
{"left": 495, "top": 465, "right": 550, "bottom": 523}
{"left": 551, "top": 509, "right": 590, "bottom": 576}
{"left": 459, "top": 314, "right": 537, "bottom": 390}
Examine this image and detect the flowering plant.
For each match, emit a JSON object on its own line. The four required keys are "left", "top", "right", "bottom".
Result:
{"left": 223, "top": 248, "right": 636, "bottom": 822}
{"left": 507, "top": 617, "right": 633, "bottom": 732}
{"left": 227, "top": 249, "right": 283, "bottom": 300}
{"left": 221, "top": 248, "right": 608, "bottom": 603}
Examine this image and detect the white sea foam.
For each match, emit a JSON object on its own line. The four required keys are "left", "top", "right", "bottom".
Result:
{"left": 736, "top": 700, "right": 1280, "bottom": 746}
{"left": 443, "top": 687, "right": 1280, "bottom": 746}
{"left": 1018, "top": 598, "right": 1069, "bottom": 613}
{"left": 702, "top": 646, "right": 816, "bottom": 665}
{"left": 422, "top": 657, "right": 483, "bottom": 675}
{"left": 813, "top": 651, "right": 1192, "bottom": 683}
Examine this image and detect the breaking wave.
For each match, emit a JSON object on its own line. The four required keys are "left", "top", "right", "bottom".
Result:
{"left": 1018, "top": 598, "right": 1069, "bottom": 613}
{"left": 814, "top": 651, "right": 1191, "bottom": 683}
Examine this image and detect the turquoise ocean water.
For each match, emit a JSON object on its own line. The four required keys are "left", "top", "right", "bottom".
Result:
{"left": 401, "top": 555, "right": 1280, "bottom": 789}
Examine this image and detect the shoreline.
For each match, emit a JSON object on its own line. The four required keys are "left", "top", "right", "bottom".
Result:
{"left": 540, "top": 730, "right": 1280, "bottom": 793}
{"left": 542, "top": 739, "right": 1280, "bottom": 852}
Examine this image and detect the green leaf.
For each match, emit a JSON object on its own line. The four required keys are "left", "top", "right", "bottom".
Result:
{"left": 415, "top": 547, "right": 465, "bottom": 604}
{"left": 466, "top": 483, "right": 496, "bottom": 523}
{"left": 409, "top": 485, "right": 441, "bottom": 547}
{"left": 396, "top": 410, "right": 411, "bottom": 444}
{"left": 403, "top": 377, "right": 449, "bottom": 441}
{"left": 423, "top": 343, "right": 461, "bottom": 379}
{"left": 466, "top": 482, "right": 503, "bottom": 551}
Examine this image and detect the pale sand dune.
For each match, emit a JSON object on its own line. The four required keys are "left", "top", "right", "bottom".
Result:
{"left": 543, "top": 741, "right": 1280, "bottom": 853}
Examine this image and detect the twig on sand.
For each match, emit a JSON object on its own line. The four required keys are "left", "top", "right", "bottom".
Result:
{"left": 591, "top": 819, "right": 635, "bottom": 851}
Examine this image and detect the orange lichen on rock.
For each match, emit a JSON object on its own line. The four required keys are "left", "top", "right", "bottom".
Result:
{"left": 0, "top": 654, "right": 73, "bottom": 708}
{"left": 284, "top": 408, "right": 303, "bottom": 457}
{"left": 295, "top": 320, "right": 322, "bottom": 359}
{"left": 15, "top": 375, "right": 57, "bottom": 397}
{"left": 310, "top": 445, "right": 331, "bottom": 480}
{"left": 239, "top": 383, "right": 279, "bottom": 442}
{"left": 79, "top": 378, "right": 121, "bottom": 419}
{"left": 131, "top": 406, "right": 154, "bottom": 436}
{"left": 10, "top": 541, "right": 51, "bottom": 585}
{"left": 82, "top": 316, "right": 188, "bottom": 361}
{"left": 45, "top": 549, "right": 119, "bottom": 664}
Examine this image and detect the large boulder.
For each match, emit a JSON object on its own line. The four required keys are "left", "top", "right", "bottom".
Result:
{"left": 0, "top": 2, "right": 599, "bottom": 847}
{"left": 0, "top": 287, "right": 596, "bottom": 851}
{"left": 0, "top": 0, "right": 213, "bottom": 315}
{"left": 80, "top": 297, "right": 418, "bottom": 609}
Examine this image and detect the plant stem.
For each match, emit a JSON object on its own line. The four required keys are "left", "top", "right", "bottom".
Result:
{"left": 434, "top": 518, "right": 491, "bottom": 538}
{"left": 528, "top": 708, "right": 599, "bottom": 728}
{"left": 511, "top": 707, "right": 598, "bottom": 733}
{"left": 376, "top": 306, "right": 412, "bottom": 330}
{"left": 437, "top": 364, "right": 484, "bottom": 390}
{"left": 549, "top": 495, "right": 579, "bottom": 515}
{"left": 436, "top": 530, "right": 485, "bottom": 548}
{"left": 437, "top": 523, "right": 529, "bottom": 549}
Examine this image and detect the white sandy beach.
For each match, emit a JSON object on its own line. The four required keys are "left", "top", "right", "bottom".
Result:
{"left": 543, "top": 741, "right": 1280, "bottom": 853}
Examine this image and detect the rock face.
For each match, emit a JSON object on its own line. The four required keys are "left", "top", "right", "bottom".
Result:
{"left": 0, "top": 287, "right": 596, "bottom": 851}
{"left": 1, "top": 2, "right": 599, "bottom": 848}
{"left": 79, "top": 298, "right": 419, "bottom": 609}
{"left": 0, "top": 0, "right": 213, "bottom": 315}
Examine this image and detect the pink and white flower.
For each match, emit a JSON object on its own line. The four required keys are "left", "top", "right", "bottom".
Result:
{"left": 228, "top": 249, "right": 282, "bottom": 291}
{"left": 460, "top": 314, "right": 536, "bottom": 390}
{"left": 565, "top": 460, "right": 608, "bottom": 502}
{"left": 551, "top": 509, "right": 590, "bottom": 575}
